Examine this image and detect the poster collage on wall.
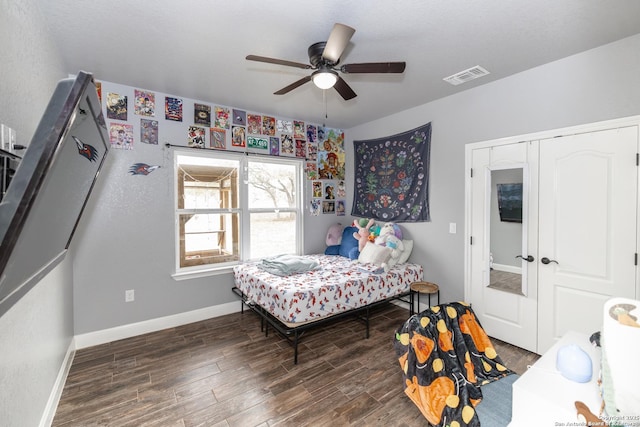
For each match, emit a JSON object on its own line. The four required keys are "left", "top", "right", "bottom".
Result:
{"left": 96, "top": 81, "right": 346, "bottom": 216}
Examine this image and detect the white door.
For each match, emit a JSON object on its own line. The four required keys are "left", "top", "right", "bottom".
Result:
{"left": 537, "top": 126, "right": 638, "bottom": 353}
{"left": 468, "top": 142, "right": 538, "bottom": 353}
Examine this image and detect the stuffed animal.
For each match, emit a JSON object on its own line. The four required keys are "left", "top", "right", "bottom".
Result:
{"left": 369, "top": 224, "right": 381, "bottom": 242}
{"left": 325, "top": 226, "right": 360, "bottom": 259}
{"left": 325, "top": 223, "right": 343, "bottom": 246}
{"left": 353, "top": 218, "right": 375, "bottom": 252}
{"left": 383, "top": 234, "right": 405, "bottom": 270}
{"left": 374, "top": 222, "right": 403, "bottom": 246}
{"left": 374, "top": 222, "right": 405, "bottom": 270}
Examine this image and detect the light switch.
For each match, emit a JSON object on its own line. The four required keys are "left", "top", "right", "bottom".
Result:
{"left": 1, "top": 124, "right": 13, "bottom": 151}
{"left": 449, "top": 223, "right": 457, "bottom": 234}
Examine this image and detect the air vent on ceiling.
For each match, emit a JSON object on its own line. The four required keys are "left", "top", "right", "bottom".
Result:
{"left": 443, "top": 65, "right": 490, "bottom": 86}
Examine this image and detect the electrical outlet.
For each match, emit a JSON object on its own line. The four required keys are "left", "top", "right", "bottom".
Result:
{"left": 125, "top": 289, "right": 135, "bottom": 302}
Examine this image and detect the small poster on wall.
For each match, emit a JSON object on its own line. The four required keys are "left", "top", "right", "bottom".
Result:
{"left": 310, "top": 199, "right": 321, "bottom": 216}
{"left": 322, "top": 201, "right": 335, "bottom": 214}
{"left": 324, "top": 182, "right": 335, "bottom": 200}
{"left": 317, "top": 128, "right": 345, "bottom": 180}
{"left": 109, "top": 122, "right": 134, "bottom": 150}
{"left": 280, "top": 134, "right": 294, "bottom": 156}
{"left": 262, "top": 116, "right": 276, "bottom": 136}
{"left": 293, "top": 120, "right": 305, "bottom": 138}
{"left": 140, "top": 119, "right": 158, "bottom": 145}
{"left": 106, "top": 93, "right": 127, "bottom": 120}
{"left": 312, "top": 181, "right": 322, "bottom": 198}
{"left": 269, "top": 137, "right": 280, "bottom": 156}
{"left": 194, "top": 103, "right": 211, "bottom": 126}
{"left": 337, "top": 180, "right": 346, "bottom": 198}
{"left": 165, "top": 97, "right": 183, "bottom": 121}
{"left": 134, "top": 89, "right": 155, "bottom": 116}
{"left": 215, "top": 106, "right": 230, "bottom": 129}
{"left": 210, "top": 128, "right": 226, "bottom": 149}
{"left": 231, "top": 126, "right": 246, "bottom": 147}
{"left": 307, "top": 141, "right": 318, "bottom": 161}
{"left": 307, "top": 124, "right": 317, "bottom": 142}
{"left": 277, "top": 119, "right": 292, "bottom": 133}
{"left": 247, "top": 114, "right": 261, "bottom": 134}
{"left": 188, "top": 126, "right": 206, "bottom": 148}
{"left": 295, "top": 139, "right": 306, "bottom": 158}
{"left": 306, "top": 162, "right": 318, "bottom": 180}
{"left": 232, "top": 109, "right": 246, "bottom": 126}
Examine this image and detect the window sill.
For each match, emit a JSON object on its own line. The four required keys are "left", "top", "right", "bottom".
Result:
{"left": 172, "top": 265, "right": 235, "bottom": 281}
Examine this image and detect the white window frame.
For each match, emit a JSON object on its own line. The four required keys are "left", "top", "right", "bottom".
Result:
{"left": 172, "top": 148, "right": 304, "bottom": 280}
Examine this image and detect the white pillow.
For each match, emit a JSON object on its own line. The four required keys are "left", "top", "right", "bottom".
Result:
{"left": 358, "top": 242, "right": 392, "bottom": 266}
{"left": 397, "top": 239, "right": 414, "bottom": 264}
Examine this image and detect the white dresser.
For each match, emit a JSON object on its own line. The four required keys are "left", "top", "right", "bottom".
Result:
{"left": 509, "top": 331, "right": 602, "bottom": 426}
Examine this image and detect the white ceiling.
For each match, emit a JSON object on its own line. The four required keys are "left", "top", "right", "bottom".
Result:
{"left": 36, "top": 0, "right": 640, "bottom": 129}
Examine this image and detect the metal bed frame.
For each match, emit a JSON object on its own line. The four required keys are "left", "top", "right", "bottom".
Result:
{"left": 232, "top": 286, "right": 410, "bottom": 364}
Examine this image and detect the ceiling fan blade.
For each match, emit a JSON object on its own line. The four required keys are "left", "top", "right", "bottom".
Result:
{"left": 322, "top": 23, "right": 355, "bottom": 64}
{"left": 274, "top": 76, "right": 312, "bottom": 95}
{"left": 340, "top": 62, "right": 407, "bottom": 74}
{"left": 333, "top": 76, "right": 357, "bottom": 100}
{"left": 246, "top": 55, "right": 311, "bottom": 70}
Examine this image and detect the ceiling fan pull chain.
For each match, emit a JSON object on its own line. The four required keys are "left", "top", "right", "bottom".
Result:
{"left": 324, "top": 90, "right": 328, "bottom": 120}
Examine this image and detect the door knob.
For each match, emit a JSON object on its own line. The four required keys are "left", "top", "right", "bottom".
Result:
{"left": 516, "top": 255, "right": 535, "bottom": 262}
{"left": 541, "top": 257, "right": 558, "bottom": 265}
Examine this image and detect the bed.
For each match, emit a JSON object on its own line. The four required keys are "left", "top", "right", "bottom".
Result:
{"left": 233, "top": 249, "right": 423, "bottom": 363}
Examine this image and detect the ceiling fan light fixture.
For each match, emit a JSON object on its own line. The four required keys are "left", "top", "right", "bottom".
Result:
{"left": 312, "top": 69, "right": 338, "bottom": 89}
{"left": 246, "top": 22, "right": 406, "bottom": 100}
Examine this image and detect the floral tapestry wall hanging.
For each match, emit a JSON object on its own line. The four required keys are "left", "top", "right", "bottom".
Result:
{"left": 352, "top": 122, "right": 431, "bottom": 222}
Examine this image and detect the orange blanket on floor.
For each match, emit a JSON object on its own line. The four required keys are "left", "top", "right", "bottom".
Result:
{"left": 393, "top": 302, "right": 513, "bottom": 426}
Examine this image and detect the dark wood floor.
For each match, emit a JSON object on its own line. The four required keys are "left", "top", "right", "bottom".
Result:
{"left": 52, "top": 302, "right": 539, "bottom": 426}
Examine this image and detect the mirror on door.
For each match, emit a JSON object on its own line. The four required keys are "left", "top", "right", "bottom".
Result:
{"left": 488, "top": 166, "right": 528, "bottom": 296}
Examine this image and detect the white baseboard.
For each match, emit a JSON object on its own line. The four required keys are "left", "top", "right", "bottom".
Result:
{"left": 390, "top": 299, "right": 410, "bottom": 310}
{"left": 492, "top": 263, "right": 521, "bottom": 274}
{"left": 74, "top": 301, "right": 241, "bottom": 349}
{"left": 40, "top": 338, "right": 75, "bottom": 427}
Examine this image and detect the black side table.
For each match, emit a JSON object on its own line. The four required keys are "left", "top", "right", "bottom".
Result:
{"left": 409, "top": 281, "right": 440, "bottom": 315}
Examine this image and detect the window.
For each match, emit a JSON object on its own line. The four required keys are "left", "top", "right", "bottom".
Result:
{"left": 174, "top": 150, "right": 302, "bottom": 276}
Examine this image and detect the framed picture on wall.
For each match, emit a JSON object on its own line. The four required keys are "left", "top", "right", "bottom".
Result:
{"left": 496, "top": 183, "right": 523, "bottom": 223}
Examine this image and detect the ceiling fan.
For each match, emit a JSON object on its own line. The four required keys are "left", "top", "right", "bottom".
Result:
{"left": 246, "top": 23, "right": 406, "bottom": 101}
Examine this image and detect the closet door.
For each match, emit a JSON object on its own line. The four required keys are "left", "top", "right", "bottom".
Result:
{"left": 537, "top": 126, "right": 638, "bottom": 353}
{"left": 468, "top": 142, "right": 538, "bottom": 353}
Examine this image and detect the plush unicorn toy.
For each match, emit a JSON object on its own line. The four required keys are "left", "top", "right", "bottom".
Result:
{"left": 375, "top": 222, "right": 405, "bottom": 270}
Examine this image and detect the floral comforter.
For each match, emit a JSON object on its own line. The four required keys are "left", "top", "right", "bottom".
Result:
{"left": 233, "top": 254, "right": 423, "bottom": 324}
{"left": 394, "top": 302, "right": 513, "bottom": 426}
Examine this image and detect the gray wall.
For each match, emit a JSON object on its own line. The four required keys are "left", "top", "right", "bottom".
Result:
{"left": 348, "top": 34, "right": 640, "bottom": 304}
{"left": 71, "top": 81, "right": 344, "bottom": 334}
{"left": 0, "top": 0, "right": 70, "bottom": 426}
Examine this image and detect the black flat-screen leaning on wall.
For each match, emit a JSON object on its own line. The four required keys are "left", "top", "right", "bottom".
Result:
{"left": 496, "top": 183, "right": 523, "bottom": 223}
{"left": 0, "top": 71, "right": 109, "bottom": 318}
